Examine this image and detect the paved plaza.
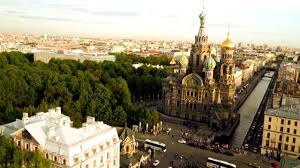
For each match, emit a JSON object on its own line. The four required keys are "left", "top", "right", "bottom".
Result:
{"left": 136, "top": 122, "right": 274, "bottom": 168}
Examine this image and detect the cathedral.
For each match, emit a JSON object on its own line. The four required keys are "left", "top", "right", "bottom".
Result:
{"left": 162, "top": 7, "right": 237, "bottom": 129}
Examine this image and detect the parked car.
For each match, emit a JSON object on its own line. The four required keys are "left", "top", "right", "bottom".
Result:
{"left": 153, "top": 160, "right": 160, "bottom": 167}
{"left": 253, "top": 147, "right": 258, "bottom": 153}
{"left": 244, "top": 144, "right": 249, "bottom": 149}
{"left": 178, "top": 139, "right": 186, "bottom": 144}
{"left": 248, "top": 162, "right": 261, "bottom": 168}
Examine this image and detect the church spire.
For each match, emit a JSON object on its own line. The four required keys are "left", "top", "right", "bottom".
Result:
{"left": 198, "top": 0, "right": 206, "bottom": 36}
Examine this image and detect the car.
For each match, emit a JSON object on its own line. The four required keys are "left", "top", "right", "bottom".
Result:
{"left": 178, "top": 139, "right": 186, "bottom": 144}
{"left": 153, "top": 160, "right": 160, "bottom": 166}
{"left": 166, "top": 128, "right": 172, "bottom": 134}
{"left": 248, "top": 162, "right": 261, "bottom": 168}
{"left": 253, "top": 147, "right": 258, "bottom": 153}
{"left": 244, "top": 144, "right": 249, "bottom": 149}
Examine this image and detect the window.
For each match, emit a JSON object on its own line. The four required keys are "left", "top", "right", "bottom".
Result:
{"left": 293, "top": 138, "right": 296, "bottom": 143}
{"left": 85, "top": 164, "right": 89, "bottom": 168}
{"left": 126, "top": 146, "right": 129, "bottom": 153}
{"left": 291, "top": 146, "right": 295, "bottom": 152}
{"left": 177, "top": 101, "right": 180, "bottom": 107}
{"left": 63, "top": 159, "right": 66, "bottom": 165}
{"left": 46, "top": 153, "right": 49, "bottom": 159}
{"left": 26, "top": 143, "right": 29, "bottom": 149}
{"left": 284, "top": 144, "right": 288, "bottom": 150}
{"left": 113, "top": 159, "right": 116, "bottom": 166}
{"left": 280, "top": 127, "right": 283, "bottom": 132}
{"left": 100, "top": 156, "right": 103, "bottom": 163}
{"left": 17, "top": 141, "right": 21, "bottom": 147}
{"left": 286, "top": 136, "right": 289, "bottom": 142}
{"left": 186, "top": 103, "right": 189, "bottom": 109}
{"left": 266, "top": 140, "right": 269, "bottom": 147}
{"left": 35, "top": 147, "right": 38, "bottom": 151}
{"left": 195, "top": 92, "right": 198, "bottom": 97}
{"left": 107, "top": 152, "right": 110, "bottom": 159}
{"left": 187, "top": 91, "right": 190, "bottom": 96}
{"left": 281, "top": 119, "right": 284, "bottom": 124}
{"left": 191, "top": 92, "right": 193, "bottom": 97}
{"left": 190, "top": 104, "right": 193, "bottom": 109}
{"left": 178, "top": 90, "right": 180, "bottom": 94}
{"left": 54, "top": 156, "right": 57, "bottom": 162}
{"left": 279, "top": 135, "right": 282, "bottom": 141}
{"left": 288, "top": 120, "right": 291, "bottom": 125}
{"left": 269, "top": 117, "right": 272, "bottom": 122}
{"left": 294, "top": 129, "right": 297, "bottom": 134}
{"left": 194, "top": 104, "right": 196, "bottom": 110}
{"left": 267, "top": 133, "right": 270, "bottom": 138}
{"left": 268, "top": 125, "right": 271, "bottom": 129}
{"left": 74, "top": 157, "right": 79, "bottom": 163}
{"left": 295, "top": 122, "right": 298, "bottom": 126}
{"left": 287, "top": 128, "right": 290, "bottom": 133}
{"left": 278, "top": 143, "right": 282, "bottom": 150}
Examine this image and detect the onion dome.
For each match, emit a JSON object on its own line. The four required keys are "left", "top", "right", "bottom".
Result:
{"left": 179, "top": 55, "right": 189, "bottom": 68}
{"left": 222, "top": 33, "right": 234, "bottom": 50}
{"left": 170, "top": 57, "right": 176, "bottom": 65}
{"left": 210, "top": 46, "right": 217, "bottom": 56}
{"left": 203, "top": 55, "right": 216, "bottom": 70}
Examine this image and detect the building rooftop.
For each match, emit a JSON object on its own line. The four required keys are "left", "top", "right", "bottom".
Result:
{"left": 0, "top": 107, "right": 119, "bottom": 156}
{"left": 266, "top": 106, "right": 300, "bottom": 120}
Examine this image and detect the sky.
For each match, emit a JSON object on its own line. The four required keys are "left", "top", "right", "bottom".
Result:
{"left": 0, "top": 0, "right": 300, "bottom": 47}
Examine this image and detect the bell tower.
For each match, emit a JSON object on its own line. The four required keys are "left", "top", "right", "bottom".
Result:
{"left": 219, "top": 32, "right": 236, "bottom": 105}
{"left": 189, "top": 1, "right": 210, "bottom": 73}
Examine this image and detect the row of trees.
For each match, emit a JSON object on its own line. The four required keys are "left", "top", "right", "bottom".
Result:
{"left": 0, "top": 52, "right": 170, "bottom": 127}
{"left": 0, "top": 136, "right": 52, "bottom": 168}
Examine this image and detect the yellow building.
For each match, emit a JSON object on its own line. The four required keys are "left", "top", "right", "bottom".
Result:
{"left": 261, "top": 107, "right": 300, "bottom": 158}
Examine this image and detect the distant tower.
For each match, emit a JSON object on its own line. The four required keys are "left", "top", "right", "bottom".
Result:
{"left": 189, "top": 2, "right": 210, "bottom": 73}
{"left": 219, "top": 32, "right": 236, "bottom": 104}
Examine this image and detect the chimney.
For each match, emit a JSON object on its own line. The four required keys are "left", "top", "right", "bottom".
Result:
{"left": 22, "top": 113, "right": 29, "bottom": 124}
{"left": 86, "top": 116, "right": 95, "bottom": 124}
{"left": 55, "top": 107, "right": 61, "bottom": 115}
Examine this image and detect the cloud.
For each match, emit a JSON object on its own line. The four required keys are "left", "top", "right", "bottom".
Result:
{"left": 71, "top": 7, "right": 139, "bottom": 17}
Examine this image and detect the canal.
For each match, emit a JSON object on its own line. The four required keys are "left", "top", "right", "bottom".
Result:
{"left": 231, "top": 72, "right": 274, "bottom": 148}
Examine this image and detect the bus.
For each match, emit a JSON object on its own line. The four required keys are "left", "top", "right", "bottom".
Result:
{"left": 144, "top": 139, "right": 167, "bottom": 152}
{"left": 206, "top": 157, "right": 236, "bottom": 168}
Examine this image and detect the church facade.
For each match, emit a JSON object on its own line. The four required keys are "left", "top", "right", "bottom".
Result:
{"left": 162, "top": 8, "right": 237, "bottom": 129}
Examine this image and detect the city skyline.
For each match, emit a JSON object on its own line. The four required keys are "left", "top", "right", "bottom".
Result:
{"left": 0, "top": 0, "right": 299, "bottom": 47}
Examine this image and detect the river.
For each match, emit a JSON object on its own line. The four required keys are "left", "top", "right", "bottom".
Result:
{"left": 231, "top": 72, "right": 274, "bottom": 148}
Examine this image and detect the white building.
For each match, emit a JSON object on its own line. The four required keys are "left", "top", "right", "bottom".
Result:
{"left": 0, "top": 107, "right": 120, "bottom": 168}
{"left": 234, "top": 67, "right": 243, "bottom": 88}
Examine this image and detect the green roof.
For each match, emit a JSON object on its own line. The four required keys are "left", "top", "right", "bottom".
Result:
{"left": 119, "top": 127, "right": 135, "bottom": 141}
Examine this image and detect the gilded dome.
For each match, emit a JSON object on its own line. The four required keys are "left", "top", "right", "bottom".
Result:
{"left": 179, "top": 55, "right": 189, "bottom": 67}
{"left": 170, "top": 57, "right": 176, "bottom": 65}
{"left": 222, "top": 33, "right": 234, "bottom": 50}
{"left": 203, "top": 55, "right": 216, "bottom": 70}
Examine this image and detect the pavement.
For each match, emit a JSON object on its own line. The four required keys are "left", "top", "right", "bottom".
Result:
{"left": 136, "top": 122, "right": 273, "bottom": 168}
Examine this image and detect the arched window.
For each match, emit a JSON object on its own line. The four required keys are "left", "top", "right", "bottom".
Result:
{"left": 223, "top": 66, "right": 227, "bottom": 75}
{"left": 229, "top": 66, "right": 233, "bottom": 74}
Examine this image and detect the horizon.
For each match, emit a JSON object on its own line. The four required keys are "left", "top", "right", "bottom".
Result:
{"left": 0, "top": 0, "right": 299, "bottom": 48}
